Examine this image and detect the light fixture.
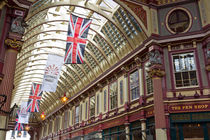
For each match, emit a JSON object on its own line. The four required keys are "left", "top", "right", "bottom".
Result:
{"left": 40, "top": 112, "right": 46, "bottom": 120}
{"left": 61, "top": 93, "right": 68, "bottom": 103}
{"left": 25, "top": 125, "right": 30, "bottom": 131}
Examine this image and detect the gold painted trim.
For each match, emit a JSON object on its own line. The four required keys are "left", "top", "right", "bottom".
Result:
{"left": 164, "top": 98, "right": 210, "bottom": 103}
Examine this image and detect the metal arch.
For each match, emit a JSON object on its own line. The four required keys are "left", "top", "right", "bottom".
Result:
{"left": 18, "top": 38, "right": 105, "bottom": 75}
{"left": 88, "top": 40, "right": 111, "bottom": 67}
{"left": 83, "top": 59, "right": 96, "bottom": 78}
{"left": 14, "top": 71, "right": 45, "bottom": 83}
{"left": 44, "top": 92, "right": 59, "bottom": 105}
{"left": 15, "top": 53, "right": 85, "bottom": 91}
{"left": 90, "top": 28, "right": 122, "bottom": 59}
{"left": 64, "top": 65, "right": 86, "bottom": 87}
{"left": 21, "top": 28, "right": 111, "bottom": 68}
{"left": 23, "top": 20, "right": 122, "bottom": 60}
{"left": 15, "top": 65, "right": 46, "bottom": 79}
{"left": 14, "top": 73, "right": 44, "bottom": 85}
{"left": 40, "top": 96, "right": 56, "bottom": 110}
{"left": 14, "top": 66, "right": 79, "bottom": 96}
{"left": 24, "top": 0, "right": 134, "bottom": 51}
{"left": 89, "top": 40, "right": 111, "bottom": 67}
{"left": 85, "top": 48, "right": 103, "bottom": 73}
{"left": 17, "top": 45, "right": 64, "bottom": 62}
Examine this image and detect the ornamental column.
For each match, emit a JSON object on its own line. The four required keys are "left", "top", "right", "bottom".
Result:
{"left": 148, "top": 45, "right": 167, "bottom": 140}
{"left": 0, "top": 13, "right": 24, "bottom": 139}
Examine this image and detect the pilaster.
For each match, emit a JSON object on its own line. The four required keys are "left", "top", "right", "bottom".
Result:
{"left": 148, "top": 45, "right": 167, "bottom": 140}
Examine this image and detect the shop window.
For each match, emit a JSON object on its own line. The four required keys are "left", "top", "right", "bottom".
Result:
{"left": 103, "top": 125, "right": 126, "bottom": 140}
{"left": 75, "top": 106, "right": 79, "bottom": 124}
{"left": 90, "top": 96, "right": 95, "bottom": 117}
{"left": 145, "top": 62, "right": 153, "bottom": 94}
{"left": 104, "top": 90, "right": 107, "bottom": 111}
{"left": 109, "top": 81, "right": 117, "bottom": 110}
{"left": 130, "top": 121, "right": 142, "bottom": 140}
{"left": 120, "top": 80, "right": 124, "bottom": 105}
{"left": 172, "top": 53, "right": 198, "bottom": 87}
{"left": 130, "top": 70, "right": 139, "bottom": 100}
{"left": 146, "top": 117, "right": 155, "bottom": 140}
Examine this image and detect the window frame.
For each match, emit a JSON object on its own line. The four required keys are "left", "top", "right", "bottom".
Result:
{"left": 75, "top": 106, "right": 79, "bottom": 124}
{"left": 104, "top": 89, "right": 107, "bottom": 112}
{"left": 144, "top": 62, "right": 153, "bottom": 95}
{"left": 171, "top": 51, "right": 199, "bottom": 89}
{"left": 129, "top": 69, "right": 140, "bottom": 101}
{"left": 109, "top": 81, "right": 118, "bottom": 110}
{"left": 89, "top": 95, "right": 95, "bottom": 118}
{"left": 119, "top": 80, "right": 124, "bottom": 105}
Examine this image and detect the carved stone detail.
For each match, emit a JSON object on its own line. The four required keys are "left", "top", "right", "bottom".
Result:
{"left": 11, "top": 16, "right": 27, "bottom": 35}
{"left": 149, "top": 50, "right": 162, "bottom": 66}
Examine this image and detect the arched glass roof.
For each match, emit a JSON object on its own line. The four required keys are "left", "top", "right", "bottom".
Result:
{"left": 11, "top": 0, "right": 147, "bottom": 120}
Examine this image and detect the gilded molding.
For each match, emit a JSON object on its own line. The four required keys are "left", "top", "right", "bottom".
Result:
{"left": 206, "top": 65, "right": 210, "bottom": 71}
{"left": 148, "top": 67, "right": 165, "bottom": 78}
{"left": 5, "top": 38, "right": 23, "bottom": 50}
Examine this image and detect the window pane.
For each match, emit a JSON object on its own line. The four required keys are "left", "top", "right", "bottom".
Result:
{"left": 85, "top": 101, "right": 87, "bottom": 119}
{"left": 104, "top": 90, "right": 107, "bottom": 111}
{"left": 189, "top": 71, "right": 197, "bottom": 85}
{"left": 90, "top": 96, "right": 95, "bottom": 117}
{"left": 182, "top": 72, "right": 190, "bottom": 86}
{"left": 175, "top": 73, "right": 182, "bottom": 87}
{"left": 173, "top": 53, "right": 198, "bottom": 88}
{"left": 130, "top": 70, "right": 139, "bottom": 100}
{"left": 120, "top": 80, "right": 123, "bottom": 105}
{"left": 109, "top": 82, "right": 117, "bottom": 109}
{"left": 75, "top": 106, "right": 79, "bottom": 123}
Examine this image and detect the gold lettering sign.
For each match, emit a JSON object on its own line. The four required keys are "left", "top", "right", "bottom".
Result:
{"left": 169, "top": 103, "right": 210, "bottom": 113}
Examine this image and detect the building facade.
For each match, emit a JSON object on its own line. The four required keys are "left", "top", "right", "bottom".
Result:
{"left": 0, "top": 0, "right": 210, "bottom": 140}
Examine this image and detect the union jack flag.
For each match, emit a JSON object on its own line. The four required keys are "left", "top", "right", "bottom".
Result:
{"left": 14, "top": 110, "right": 24, "bottom": 131}
{"left": 26, "top": 83, "right": 42, "bottom": 112}
{"left": 64, "top": 14, "right": 92, "bottom": 64}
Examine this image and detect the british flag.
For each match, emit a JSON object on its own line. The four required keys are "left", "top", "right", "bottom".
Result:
{"left": 26, "top": 83, "right": 42, "bottom": 112}
{"left": 14, "top": 110, "right": 24, "bottom": 131}
{"left": 64, "top": 14, "right": 92, "bottom": 64}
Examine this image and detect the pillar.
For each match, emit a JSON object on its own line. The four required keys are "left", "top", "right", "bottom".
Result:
{"left": 125, "top": 123, "right": 130, "bottom": 140}
{"left": 0, "top": 35, "right": 22, "bottom": 139}
{"left": 141, "top": 119, "right": 146, "bottom": 140}
{"left": 121, "top": 67, "right": 129, "bottom": 110}
{"left": 148, "top": 45, "right": 167, "bottom": 140}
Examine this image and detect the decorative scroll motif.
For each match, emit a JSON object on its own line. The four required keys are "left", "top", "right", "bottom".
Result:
{"left": 149, "top": 50, "right": 162, "bottom": 65}
{"left": 11, "top": 16, "right": 26, "bottom": 35}
{"left": 120, "top": 0, "right": 147, "bottom": 29}
{"left": 5, "top": 38, "right": 22, "bottom": 50}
